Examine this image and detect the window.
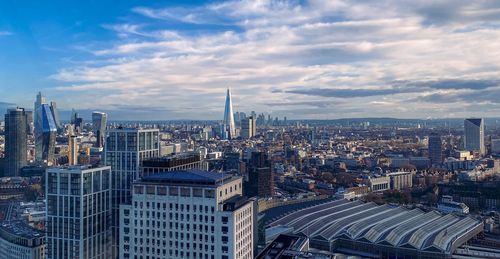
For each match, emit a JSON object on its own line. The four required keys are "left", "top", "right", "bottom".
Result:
{"left": 134, "top": 186, "right": 144, "bottom": 194}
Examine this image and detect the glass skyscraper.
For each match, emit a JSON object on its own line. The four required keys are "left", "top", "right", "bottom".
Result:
{"left": 464, "top": 118, "right": 485, "bottom": 155}
{"left": 4, "top": 107, "right": 29, "bottom": 176}
{"left": 92, "top": 111, "right": 107, "bottom": 148}
{"left": 223, "top": 88, "right": 236, "bottom": 139}
{"left": 34, "top": 92, "right": 58, "bottom": 165}
{"left": 104, "top": 128, "right": 160, "bottom": 258}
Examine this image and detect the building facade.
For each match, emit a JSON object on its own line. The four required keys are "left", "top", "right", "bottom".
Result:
{"left": 240, "top": 116, "right": 256, "bottom": 139}
{"left": 4, "top": 107, "right": 29, "bottom": 177}
{"left": 464, "top": 118, "right": 485, "bottom": 155}
{"left": 104, "top": 128, "right": 160, "bottom": 258}
{"left": 0, "top": 221, "right": 45, "bottom": 259}
{"left": 119, "top": 169, "right": 256, "bottom": 259}
{"left": 45, "top": 165, "right": 112, "bottom": 259}
{"left": 246, "top": 152, "right": 273, "bottom": 198}
{"left": 386, "top": 171, "right": 413, "bottom": 190}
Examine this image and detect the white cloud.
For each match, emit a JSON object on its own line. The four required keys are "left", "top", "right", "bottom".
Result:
{"left": 50, "top": 0, "right": 500, "bottom": 119}
{"left": 0, "top": 31, "right": 12, "bottom": 36}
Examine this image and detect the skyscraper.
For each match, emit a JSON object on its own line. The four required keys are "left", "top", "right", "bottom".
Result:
{"left": 464, "top": 118, "right": 485, "bottom": 155}
{"left": 246, "top": 152, "right": 273, "bottom": 198}
{"left": 4, "top": 108, "right": 29, "bottom": 176}
{"left": 34, "top": 92, "right": 57, "bottom": 165}
{"left": 428, "top": 132, "right": 442, "bottom": 165}
{"left": 241, "top": 116, "right": 256, "bottom": 139}
{"left": 104, "top": 128, "right": 160, "bottom": 258}
{"left": 119, "top": 169, "right": 256, "bottom": 259}
{"left": 49, "top": 101, "right": 62, "bottom": 132}
{"left": 92, "top": 111, "right": 107, "bottom": 148}
{"left": 223, "top": 88, "right": 236, "bottom": 139}
{"left": 45, "top": 165, "right": 112, "bottom": 259}
{"left": 67, "top": 125, "right": 78, "bottom": 166}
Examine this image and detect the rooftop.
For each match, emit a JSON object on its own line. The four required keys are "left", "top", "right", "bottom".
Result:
{"left": 0, "top": 221, "right": 44, "bottom": 240}
{"left": 140, "top": 169, "right": 235, "bottom": 186}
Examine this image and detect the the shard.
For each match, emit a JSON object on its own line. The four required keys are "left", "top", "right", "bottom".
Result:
{"left": 223, "top": 88, "right": 236, "bottom": 139}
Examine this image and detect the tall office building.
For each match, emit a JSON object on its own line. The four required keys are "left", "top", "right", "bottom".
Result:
{"left": 67, "top": 125, "right": 78, "bottom": 166}
{"left": 428, "top": 132, "right": 442, "bottom": 165}
{"left": 240, "top": 116, "right": 256, "bottom": 139}
{"left": 119, "top": 169, "right": 256, "bottom": 259}
{"left": 45, "top": 165, "right": 112, "bottom": 259}
{"left": 223, "top": 88, "right": 236, "bottom": 139}
{"left": 246, "top": 152, "right": 273, "bottom": 198}
{"left": 49, "top": 101, "right": 62, "bottom": 132}
{"left": 4, "top": 108, "right": 29, "bottom": 176}
{"left": 104, "top": 128, "right": 160, "bottom": 258}
{"left": 464, "top": 118, "right": 485, "bottom": 155}
{"left": 34, "top": 92, "right": 57, "bottom": 165}
{"left": 92, "top": 111, "right": 107, "bottom": 148}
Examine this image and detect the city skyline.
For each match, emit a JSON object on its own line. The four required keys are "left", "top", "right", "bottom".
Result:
{"left": 2, "top": 1, "right": 500, "bottom": 119}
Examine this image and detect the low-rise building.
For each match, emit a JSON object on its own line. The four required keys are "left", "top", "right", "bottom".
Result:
{"left": 438, "top": 195, "right": 469, "bottom": 215}
{"left": 0, "top": 221, "right": 45, "bottom": 259}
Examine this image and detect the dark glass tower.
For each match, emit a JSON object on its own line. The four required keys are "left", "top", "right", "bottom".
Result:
{"left": 4, "top": 108, "right": 29, "bottom": 176}
{"left": 428, "top": 132, "right": 442, "bottom": 165}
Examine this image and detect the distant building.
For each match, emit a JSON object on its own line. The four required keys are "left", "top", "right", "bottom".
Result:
{"left": 464, "top": 118, "right": 485, "bottom": 155}
{"left": 386, "top": 171, "right": 413, "bottom": 190}
{"left": 4, "top": 108, "right": 29, "bottom": 177}
{"left": 223, "top": 88, "right": 236, "bottom": 139}
{"left": 104, "top": 128, "right": 160, "bottom": 258}
{"left": 438, "top": 195, "right": 469, "bottom": 215}
{"left": 257, "top": 234, "right": 335, "bottom": 259}
{"left": 491, "top": 139, "right": 500, "bottom": 154}
{"left": 240, "top": 116, "right": 256, "bottom": 139}
{"left": 0, "top": 221, "right": 45, "bottom": 259}
{"left": 34, "top": 92, "right": 57, "bottom": 165}
{"left": 246, "top": 152, "right": 273, "bottom": 198}
{"left": 365, "top": 176, "right": 390, "bottom": 192}
{"left": 49, "top": 101, "right": 62, "bottom": 132}
{"left": 92, "top": 111, "right": 107, "bottom": 148}
{"left": 45, "top": 165, "right": 112, "bottom": 259}
{"left": 67, "top": 126, "right": 78, "bottom": 166}
{"left": 428, "top": 133, "right": 442, "bottom": 165}
{"left": 119, "top": 169, "right": 256, "bottom": 259}
{"left": 224, "top": 151, "right": 241, "bottom": 173}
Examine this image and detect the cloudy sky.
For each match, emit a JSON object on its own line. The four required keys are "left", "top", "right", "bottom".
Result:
{"left": 1, "top": 0, "right": 500, "bottom": 120}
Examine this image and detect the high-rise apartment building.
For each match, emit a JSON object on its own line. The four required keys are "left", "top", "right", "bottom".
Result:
{"left": 104, "top": 128, "right": 160, "bottom": 258}
{"left": 246, "top": 152, "right": 273, "bottom": 198}
{"left": 223, "top": 89, "right": 236, "bottom": 139}
{"left": 464, "top": 118, "right": 485, "bottom": 155}
{"left": 34, "top": 92, "right": 57, "bottom": 165}
{"left": 119, "top": 169, "right": 256, "bottom": 259}
{"left": 240, "top": 116, "right": 256, "bottom": 139}
{"left": 428, "top": 132, "right": 442, "bottom": 165}
{"left": 92, "top": 112, "right": 107, "bottom": 148}
{"left": 45, "top": 165, "right": 112, "bottom": 259}
{"left": 4, "top": 108, "right": 29, "bottom": 176}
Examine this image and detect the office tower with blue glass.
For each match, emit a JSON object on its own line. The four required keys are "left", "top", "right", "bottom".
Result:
{"left": 104, "top": 128, "right": 160, "bottom": 258}
{"left": 45, "top": 165, "right": 112, "bottom": 259}
{"left": 34, "top": 92, "right": 57, "bottom": 165}
{"left": 92, "top": 111, "right": 107, "bottom": 148}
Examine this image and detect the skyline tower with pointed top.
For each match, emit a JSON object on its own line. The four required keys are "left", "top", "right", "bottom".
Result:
{"left": 223, "top": 88, "right": 236, "bottom": 139}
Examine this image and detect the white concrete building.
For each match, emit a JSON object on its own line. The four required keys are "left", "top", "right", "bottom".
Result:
{"left": 366, "top": 176, "right": 390, "bottom": 192}
{"left": 386, "top": 171, "right": 413, "bottom": 190}
{"left": 0, "top": 221, "right": 45, "bottom": 259}
{"left": 438, "top": 196, "right": 469, "bottom": 215}
{"left": 45, "top": 165, "right": 112, "bottom": 259}
{"left": 119, "top": 169, "right": 256, "bottom": 259}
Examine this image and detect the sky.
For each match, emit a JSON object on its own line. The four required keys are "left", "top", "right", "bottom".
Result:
{"left": 1, "top": 0, "right": 500, "bottom": 120}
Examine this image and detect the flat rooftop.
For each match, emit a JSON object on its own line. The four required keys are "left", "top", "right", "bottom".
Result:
{"left": 140, "top": 169, "right": 236, "bottom": 186}
{"left": 0, "top": 221, "right": 44, "bottom": 240}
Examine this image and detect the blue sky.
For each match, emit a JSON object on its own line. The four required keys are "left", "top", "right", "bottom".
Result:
{"left": 1, "top": 0, "right": 500, "bottom": 120}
